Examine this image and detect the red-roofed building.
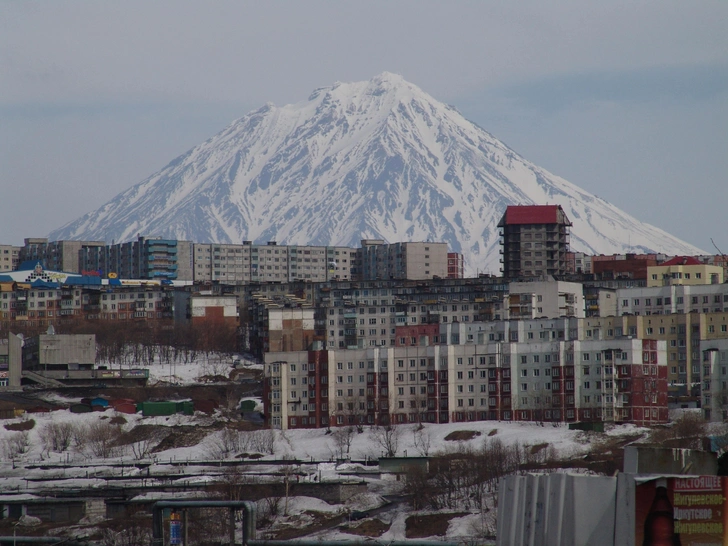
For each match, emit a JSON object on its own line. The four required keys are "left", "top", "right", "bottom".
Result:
{"left": 592, "top": 254, "right": 658, "bottom": 280}
{"left": 498, "top": 205, "right": 572, "bottom": 279}
{"left": 647, "top": 256, "right": 724, "bottom": 287}
{"left": 660, "top": 256, "right": 703, "bottom": 267}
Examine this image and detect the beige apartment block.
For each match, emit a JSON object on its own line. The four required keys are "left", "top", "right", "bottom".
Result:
{"left": 0, "top": 245, "right": 21, "bottom": 272}
{"left": 193, "top": 242, "right": 355, "bottom": 283}
{"left": 359, "top": 240, "right": 449, "bottom": 280}
{"left": 647, "top": 256, "right": 723, "bottom": 287}
{"left": 507, "top": 280, "right": 585, "bottom": 319}
{"left": 579, "top": 312, "right": 728, "bottom": 395}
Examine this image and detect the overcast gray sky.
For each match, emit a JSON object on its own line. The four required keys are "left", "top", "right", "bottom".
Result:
{"left": 1, "top": 1, "right": 726, "bottom": 253}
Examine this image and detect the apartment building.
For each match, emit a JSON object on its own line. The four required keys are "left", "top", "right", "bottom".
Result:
{"left": 192, "top": 242, "right": 356, "bottom": 284}
{"left": 506, "top": 280, "right": 585, "bottom": 319}
{"left": 246, "top": 278, "right": 600, "bottom": 358}
{"left": 35, "top": 237, "right": 456, "bottom": 283}
{"left": 646, "top": 256, "right": 724, "bottom": 287}
{"left": 498, "top": 205, "right": 571, "bottom": 279}
{"left": 263, "top": 317, "right": 667, "bottom": 429}
{"left": 447, "top": 253, "right": 464, "bottom": 279}
{"left": 583, "top": 286, "right": 617, "bottom": 318}
{"left": 172, "top": 292, "right": 239, "bottom": 328}
{"left": 592, "top": 254, "right": 658, "bottom": 280}
{"left": 616, "top": 283, "right": 728, "bottom": 316}
{"left": 270, "top": 277, "right": 507, "bottom": 354}
{"left": 0, "top": 280, "right": 178, "bottom": 330}
{"left": 82, "top": 236, "right": 193, "bottom": 281}
{"left": 358, "top": 240, "right": 451, "bottom": 280}
{"left": 20, "top": 238, "right": 106, "bottom": 274}
{"left": 0, "top": 245, "right": 21, "bottom": 272}
{"left": 572, "top": 312, "right": 728, "bottom": 401}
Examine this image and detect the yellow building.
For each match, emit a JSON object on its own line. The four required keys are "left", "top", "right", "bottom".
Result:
{"left": 647, "top": 256, "right": 723, "bottom": 287}
{"left": 580, "top": 312, "right": 728, "bottom": 397}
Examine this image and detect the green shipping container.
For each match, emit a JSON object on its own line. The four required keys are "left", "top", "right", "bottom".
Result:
{"left": 176, "top": 401, "right": 194, "bottom": 415}
{"left": 568, "top": 421, "right": 605, "bottom": 433}
{"left": 139, "top": 401, "right": 178, "bottom": 416}
{"left": 240, "top": 400, "right": 257, "bottom": 412}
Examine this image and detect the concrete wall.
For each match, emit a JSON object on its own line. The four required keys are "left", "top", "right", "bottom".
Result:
{"left": 623, "top": 446, "right": 718, "bottom": 475}
{"left": 497, "top": 473, "right": 617, "bottom": 546}
{"left": 0, "top": 332, "right": 22, "bottom": 390}
{"left": 35, "top": 334, "right": 95, "bottom": 366}
{"left": 176, "top": 240, "right": 193, "bottom": 281}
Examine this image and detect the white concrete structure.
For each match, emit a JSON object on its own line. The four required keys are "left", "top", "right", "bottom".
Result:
{"left": 507, "top": 280, "right": 585, "bottom": 319}
{"left": 700, "top": 338, "right": 728, "bottom": 421}
{"left": 616, "top": 284, "right": 728, "bottom": 316}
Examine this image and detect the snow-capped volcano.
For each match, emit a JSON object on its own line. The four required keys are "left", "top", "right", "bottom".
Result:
{"left": 49, "top": 72, "right": 702, "bottom": 275}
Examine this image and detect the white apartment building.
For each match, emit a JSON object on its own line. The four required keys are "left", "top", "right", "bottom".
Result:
{"left": 615, "top": 284, "right": 728, "bottom": 316}
{"left": 192, "top": 242, "right": 356, "bottom": 283}
{"left": 264, "top": 318, "right": 667, "bottom": 429}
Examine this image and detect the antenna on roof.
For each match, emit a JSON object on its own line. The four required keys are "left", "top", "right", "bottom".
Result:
{"left": 711, "top": 238, "right": 726, "bottom": 257}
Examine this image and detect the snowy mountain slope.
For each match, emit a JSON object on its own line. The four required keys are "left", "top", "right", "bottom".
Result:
{"left": 49, "top": 72, "right": 703, "bottom": 275}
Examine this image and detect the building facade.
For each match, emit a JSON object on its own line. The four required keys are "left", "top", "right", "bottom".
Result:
{"left": 81, "top": 236, "right": 193, "bottom": 281}
{"left": 507, "top": 280, "right": 585, "bottom": 319}
{"left": 263, "top": 318, "right": 668, "bottom": 429}
{"left": 498, "top": 205, "right": 572, "bottom": 279}
{"left": 173, "top": 292, "right": 239, "bottom": 328}
{"left": 0, "top": 333, "right": 22, "bottom": 390}
{"left": 23, "top": 333, "right": 96, "bottom": 373}
{"left": 647, "top": 256, "right": 724, "bottom": 287}
{"left": 244, "top": 276, "right": 509, "bottom": 356}
{"left": 0, "top": 245, "right": 21, "bottom": 272}
{"left": 20, "top": 238, "right": 105, "bottom": 274}
{"left": 448, "top": 252, "right": 465, "bottom": 279}
{"left": 359, "top": 240, "right": 451, "bottom": 280}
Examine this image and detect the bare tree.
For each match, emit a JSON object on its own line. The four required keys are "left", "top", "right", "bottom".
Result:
{"left": 413, "top": 424, "right": 432, "bottom": 456}
{"left": 249, "top": 429, "right": 276, "bottom": 455}
{"left": 206, "top": 428, "right": 242, "bottom": 459}
{"left": 257, "top": 496, "right": 283, "bottom": 529}
{"left": 100, "top": 519, "right": 153, "bottom": 546}
{"left": 39, "top": 422, "right": 74, "bottom": 453}
{"left": 369, "top": 424, "right": 401, "bottom": 457}
{"left": 2, "top": 431, "right": 30, "bottom": 459}
{"left": 330, "top": 426, "right": 356, "bottom": 459}
{"left": 85, "top": 422, "right": 123, "bottom": 458}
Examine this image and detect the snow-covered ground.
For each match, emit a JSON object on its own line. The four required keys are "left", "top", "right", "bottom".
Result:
{"left": 0, "top": 404, "right": 648, "bottom": 466}
{"left": 94, "top": 351, "right": 261, "bottom": 385}
{"left": 0, "top": 391, "right": 648, "bottom": 542}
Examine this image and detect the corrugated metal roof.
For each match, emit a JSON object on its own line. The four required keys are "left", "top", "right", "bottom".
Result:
{"left": 661, "top": 256, "right": 703, "bottom": 266}
{"left": 504, "top": 205, "right": 560, "bottom": 225}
